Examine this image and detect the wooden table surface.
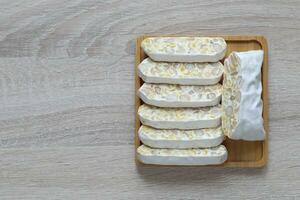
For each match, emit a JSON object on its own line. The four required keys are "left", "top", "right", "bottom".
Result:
{"left": 0, "top": 0, "right": 299, "bottom": 199}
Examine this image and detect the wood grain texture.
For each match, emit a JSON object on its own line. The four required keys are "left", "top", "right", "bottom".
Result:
{"left": 0, "top": 0, "right": 299, "bottom": 199}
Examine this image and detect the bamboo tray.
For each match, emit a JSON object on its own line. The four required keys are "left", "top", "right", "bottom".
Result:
{"left": 135, "top": 35, "right": 268, "bottom": 167}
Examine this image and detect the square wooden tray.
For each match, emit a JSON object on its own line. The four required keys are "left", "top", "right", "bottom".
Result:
{"left": 135, "top": 35, "right": 268, "bottom": 167}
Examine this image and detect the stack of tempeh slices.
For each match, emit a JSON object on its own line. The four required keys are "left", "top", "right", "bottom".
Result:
{"left": 137, "top": 37, "right": 228, "bottom": 166}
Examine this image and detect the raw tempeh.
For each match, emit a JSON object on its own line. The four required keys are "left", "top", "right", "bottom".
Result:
{"left": 138, "top": 58, "right": 223, "bottom": 85}
{"left": 137, "top": 145, "right": 228, "bottom": 166}
{"left": 141, "top": 37, "right": 227, "bottom": 62}
{"left": 138, "top": 83, "right": 222, "bottom": 108}
{"left": 138, "top": 104, "right": 221, "bottom": 129}
{"left": 222, "top": 50, "right": 265, "bottom": 141}
{"left": 139, "top": 125, "right": 224, "bottom": 148}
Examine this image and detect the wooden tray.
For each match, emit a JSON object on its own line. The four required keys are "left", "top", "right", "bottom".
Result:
{"left": 135, "top": 35, "right": 268, "bottom": 167}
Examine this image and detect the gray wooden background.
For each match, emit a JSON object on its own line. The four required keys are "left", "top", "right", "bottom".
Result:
{"left": 0, "top": 0, "right": 299, "bottom": 199}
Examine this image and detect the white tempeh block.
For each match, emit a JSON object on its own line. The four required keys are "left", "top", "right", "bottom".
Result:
{"left": 138, "top": 104, "right": 221, "bottom": 129}
{"left": 137, "top": 145, "right": 228, "bottom": 166}
{"left": 138, "top": 58, "right": 223, "bottom": 85}
{"left": 222, "top": 50, "right": 265, "bottom": 141}
{"left": 139, "top": 125, "right": 224, "bottom": 149}
{"left": 138, "top": 83, "right": 222, "bottom": 108}
{"left": 141, "top": 37, "right": 227, "bottom": 62}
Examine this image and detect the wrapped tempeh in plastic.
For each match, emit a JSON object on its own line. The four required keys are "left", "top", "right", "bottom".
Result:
{"left": 222, "top": 50, "right": 265, "bottom": 141}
